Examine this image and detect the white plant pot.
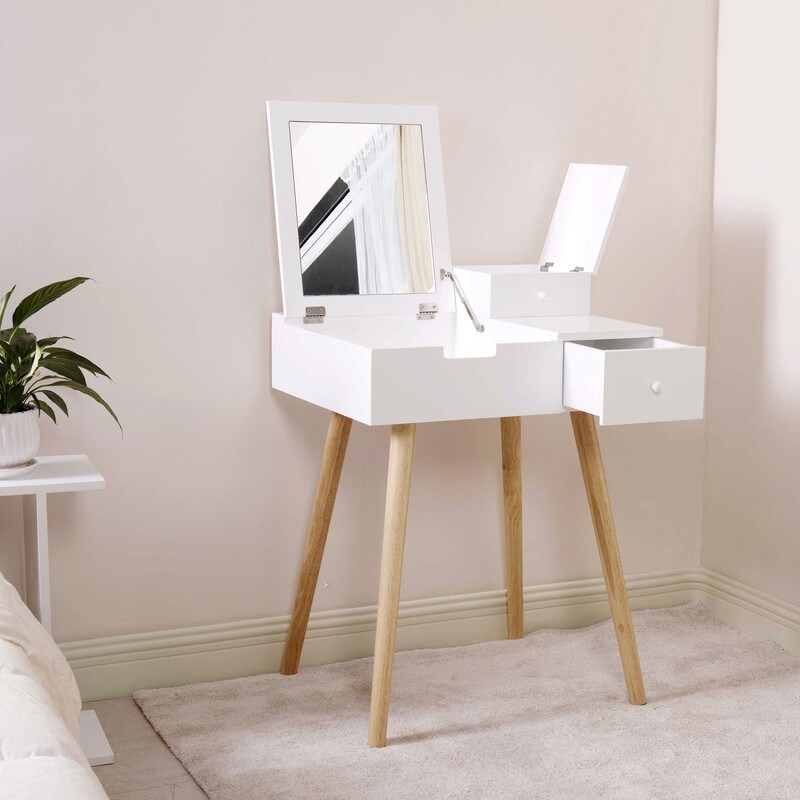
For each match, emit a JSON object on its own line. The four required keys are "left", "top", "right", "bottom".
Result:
{"left": 0, "top": 409, "right": 41, "bottom": 468}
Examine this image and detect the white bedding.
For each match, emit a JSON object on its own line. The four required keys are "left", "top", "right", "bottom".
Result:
{"left": 0, "top": 757, "right": 107, "bottom": 800}
{"left": 0, "top": 573, "right": 107, "bottom": 799}
{"left": 0, "top": 572, "right": 81, "bottom": 739}
{"left": 0, "top": 642, "right": 86, "bottom": 762}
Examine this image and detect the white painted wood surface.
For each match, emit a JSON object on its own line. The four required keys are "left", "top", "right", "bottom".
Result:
{"left": 267, "top": 101, "right": 455, "bottom": 319}
{"left": 563, "top": 338, "right": 707, "bottom": 425}
{"left": 539, "top": 163, "right": 628, "bottom": 274}
{"left": 0, "top": 455, "right": 105, "bottom": 496}
{"left": 1, "top": 456, "right": 105, "bottom": 632}
{"left": 265, "top": 104, "right": 704, "bottom": 427}
{"left": 272, "top": 313, "right": 565, "bottom": 425}
{"left": 454, "top": 266, "right": 592, "bottom": 319}
{"left": 271, "top": 310, "right": 704, "bottom": 426}
{"left": 79, "top": 709, "right": 114, "bottom": 766}
{"left": 22, "top": 494, "right": 51, "bottom": 631}
{"left": 507, "top": 315, "right": 664, "bottom": 342}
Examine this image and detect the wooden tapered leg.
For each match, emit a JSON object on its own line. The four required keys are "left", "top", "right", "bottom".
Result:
{"left": 368, "top": 423, "right": 416, "bottom": 748}
{"left": 280, "top": 412, "right": 352, "bottom": 675}
{"left": 501, "top": 417, "right": 524, "bottom": 640}
{"left": 570, "top": 411, "right": 647, "bottom": 705}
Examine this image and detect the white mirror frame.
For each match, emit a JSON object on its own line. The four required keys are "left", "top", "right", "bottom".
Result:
{"left": 267, "top": 101, "right": 454, "bottom": 319}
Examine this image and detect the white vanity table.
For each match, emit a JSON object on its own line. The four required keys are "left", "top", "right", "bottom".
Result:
{"left": 267, "top": 102, "right": 706, "bottom": 747}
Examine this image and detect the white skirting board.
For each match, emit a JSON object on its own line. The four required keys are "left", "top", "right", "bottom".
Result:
{"left": 61, "top": 567, "right": 800, "bottom": 703}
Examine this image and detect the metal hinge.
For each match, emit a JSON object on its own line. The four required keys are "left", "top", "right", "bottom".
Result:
{"left": 570, "top": 266, "right": 584, "bottom": 272}
{"left": 439, "top": 269, "right": 485, "bottom": 333}
{"left": 417, "top": 302, "right": 438, "bottom": 321}
{"left": 539, "top": 262, "right": 554, "bottom": 273}
{"left": 303, "top": 306, "right": 326, "bottom": 324}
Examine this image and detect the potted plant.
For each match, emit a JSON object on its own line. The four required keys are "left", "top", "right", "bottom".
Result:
{"left": 0, "top": 277, "right": 119, "bottom": 478}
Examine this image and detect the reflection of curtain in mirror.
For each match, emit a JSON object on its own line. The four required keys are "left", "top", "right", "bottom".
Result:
{"left": 342, "top": 126, "right": 408, "bottom": 294}
{"left": 396, "top": 126, "right": 434, "bottom": 293}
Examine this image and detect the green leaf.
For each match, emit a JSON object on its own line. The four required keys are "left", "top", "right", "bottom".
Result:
{"left": 38, "top": 356, "right": 86, "bottom": 384}
{"left": 41, "top": 390, "right": 68, "bottom": 416}
{"left": 46, "top": 379, "right": 121, "bottom": 431}
{"left": 0, "top": 287, "right": 13, "bottom": 330}
{"left": 23, "top": 343, "right": 43, "bottom": 381}
{"left": 4, "top": 385, "right": 31, "bottom": 414}
{"left": 11, "top": 277, "right": 90, "bottom": 328}
{"left": 42, "top": 346, "right": 110, "bottom": 378}
{"left": 37, "top": 336, "right": 72, "bottom": 348}
{"left": 33, "top": 396, "right": 57, "bottom": 424}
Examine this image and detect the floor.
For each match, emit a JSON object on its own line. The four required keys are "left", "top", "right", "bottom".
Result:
{"left": 129, "top": 604, "right": 800, "bottom": 800}
{"left": 85, "top": 697, "right": 207, "bottom": 799}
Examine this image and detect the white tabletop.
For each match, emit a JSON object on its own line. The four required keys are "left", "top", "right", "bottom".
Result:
{"left": 0, "top": 455, "right": 105, "bottom": 497}
{"left": 507, "top": 315, "right": 663, "bottom": 342}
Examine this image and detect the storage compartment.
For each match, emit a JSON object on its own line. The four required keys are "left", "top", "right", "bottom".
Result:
{"left": 563, "top": 338, "right": 706, "bottom": 425}
{"left": 272, "top": 313, "right": 566, "bottom": 425}
{"left": 453, "top": 265, "right": 591, "bottom": 319}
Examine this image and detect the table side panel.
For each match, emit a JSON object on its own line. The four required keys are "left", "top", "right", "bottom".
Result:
{"left": 272, "top": 315, "right": 373, "bottom": 424}
{"left": 562, "top": 342, "right": 606, "bottom": 417}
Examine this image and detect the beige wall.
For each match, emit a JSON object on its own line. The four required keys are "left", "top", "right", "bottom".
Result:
{"left": 0, "top": 1, "right": 717, "bottom": 642}
{"left": 703, "top": 0, "right": 800, "bottom": 604}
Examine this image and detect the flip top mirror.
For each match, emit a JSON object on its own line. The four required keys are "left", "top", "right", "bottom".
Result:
{"left": 267, "top": 102, "right": 454, "bottom": 319}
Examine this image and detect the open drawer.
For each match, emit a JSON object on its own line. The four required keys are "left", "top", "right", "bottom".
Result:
{"left": 563, "top": 338, "right": 706, "bottom": 425}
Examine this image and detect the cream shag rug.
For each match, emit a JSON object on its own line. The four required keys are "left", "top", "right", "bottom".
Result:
{"left": 134, "top": 604, "right": 800, "bottom": 799}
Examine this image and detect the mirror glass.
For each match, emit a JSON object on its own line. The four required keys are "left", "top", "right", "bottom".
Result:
{"left": 289, "top": 122, "right": 435, "bottom": 296}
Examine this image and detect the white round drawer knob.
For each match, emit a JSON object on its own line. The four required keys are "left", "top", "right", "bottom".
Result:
{"left": 538, "top": 291, "right": 549, "bottom": 303}
{"left": 650, "top": 381, "right": 663, "bottom": 395}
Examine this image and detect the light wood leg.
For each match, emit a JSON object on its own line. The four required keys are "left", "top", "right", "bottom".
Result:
{"left": 368, "top": 423, "right": 416, "bottom": 748}
{"left": 280, "top": 412, "right": 352, "bottom": 675}
{"left": 501, "top": 417, "right": 523, "bottom": 639}
{"left": 570, "top": 411, "right": 647, "bottom": 705}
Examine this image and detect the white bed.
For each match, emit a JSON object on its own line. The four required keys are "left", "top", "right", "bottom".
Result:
{"left": 0, "top": 571, "right": 108, "bottom": 800}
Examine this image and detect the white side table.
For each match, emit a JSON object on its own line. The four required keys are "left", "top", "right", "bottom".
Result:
{"left": 0, "top": 454, "right": 114, "bottom": 766}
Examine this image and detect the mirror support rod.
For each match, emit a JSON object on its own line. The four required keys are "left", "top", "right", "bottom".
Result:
{"left": 440, "top": 269, "right": 485, "bottom": 333}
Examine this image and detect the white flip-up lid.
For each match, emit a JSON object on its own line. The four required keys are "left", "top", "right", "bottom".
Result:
{"left": 539, "top": 163, "right": 628, "bottom": 274}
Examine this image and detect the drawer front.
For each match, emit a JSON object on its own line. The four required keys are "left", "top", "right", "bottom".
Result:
{"left": 489, "top": 272, "right": 592, "bottom": 318}
{"left": 563, "top": 339, "right": 706, "bottom": 425}
{"left": 453, "top": 267, "right": 592, "bottom": 320}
